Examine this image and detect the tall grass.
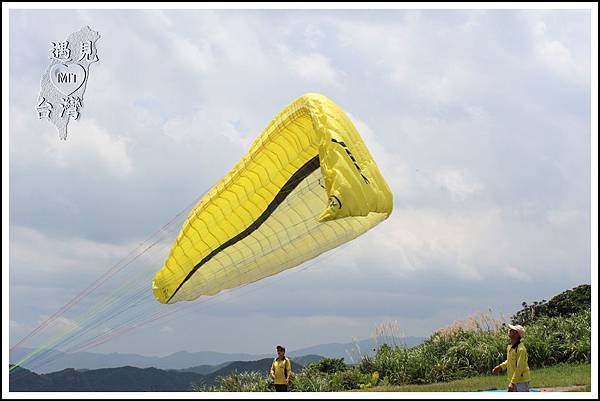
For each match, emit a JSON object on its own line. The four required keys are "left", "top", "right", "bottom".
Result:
{"left": 358, "top": 310, "right": 591, "bottom": 386}
{"left": 193, "top": 371, "right": 273, "bottom": 392}
{"left": 373, "top": 320, "right": 406, "bottom": 349}
{"left": 197, "top": 310, "right": 591, "bottom": 392}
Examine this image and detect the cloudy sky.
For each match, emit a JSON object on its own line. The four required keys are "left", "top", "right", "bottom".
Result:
{"left": 8, "top": 8, "right": 592, "bottom": 358}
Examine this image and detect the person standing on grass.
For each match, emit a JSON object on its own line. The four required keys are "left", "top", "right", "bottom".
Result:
{"left": 270, "top": 345, "right": 292, "bottom": 392}
{"left": 492, "top": 324, "right": 531, "bottom": 392}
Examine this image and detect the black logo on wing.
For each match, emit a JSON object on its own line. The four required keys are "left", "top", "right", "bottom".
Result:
{"left": 331, "top": 138, "right": 370, "bottom": 184}
{"left": 328, "top": 195, "right": 342, "bottom": 209}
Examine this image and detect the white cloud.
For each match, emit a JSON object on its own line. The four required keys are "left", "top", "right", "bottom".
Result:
{"left": 537, "top": 39, "right": 581, "bottom": 82}
{"left": 352, "top": 208, "right": 501, "bottom": 281}
{"left": 545, "top": 209, "right": 582, "bottom": 226}
{"left": 162, "top": 105, "right": 251, "bottom": 149}
{"left": 303, "top": 24, "right": 325, "bottom": 50}
{"left": 10, "top": 320, "right": 28, "bottom": 341}
{"left": 9, "top": 225, "right": 141, "bottom": 286}
{"left": 533, "top": 20, "right": 547, "bottom": 36}
{"left": 279, "top": 46, "right": 343, "bottom": 87}
{"left": 43, "top": 119, "right": 134, "bottom": 177}
{"left": 37, "top": 316, "right": 80, "bottom": 332}
{"left": 169, "top": 33, "right": 214, "bottom": 75}
{"left": 333, "top": 13, "right": 489, "bottom": 103}
{"left": 503, "top": 265, "right": 532, "bottom": 282}
{"left": 526, "top": 12, "right": 589, "bottom": 85}
{"left": 434, "top": 169, "right": 483, "bottom": 201}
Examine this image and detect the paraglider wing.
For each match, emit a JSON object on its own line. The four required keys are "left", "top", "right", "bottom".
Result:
{"left": 152, "top": 93, "right": 393, "bottom": 304}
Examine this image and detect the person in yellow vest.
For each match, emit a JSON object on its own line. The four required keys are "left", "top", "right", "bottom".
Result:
{"left": 492, "top": 324, "right": 531, "bottom": 392}
{"left": 270, "top": 345, "right": 292, "bottom": 392}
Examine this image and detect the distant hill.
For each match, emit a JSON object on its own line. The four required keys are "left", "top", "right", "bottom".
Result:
{"left": 9, "top": 365, "right": 206, "bottom": 392}
{"left": 9, "top": 348, "right": 271, "bottom": 374}
{"left": 178, "top": 361, "right": 231, "bottom": 375}
{"left": 10, "top": 336, "right": 424, "bottom": 374}
{"left": 290, "top": 354, "right": 325, "bottom": 367}
{"left": 288, "top": 336, "right": 425, "bottom": 362}
{"left": 8, "top": 336, "right": 425, "bottom": 391}
{"left": 9, "top": 357, "right": 307, "bottom": 391}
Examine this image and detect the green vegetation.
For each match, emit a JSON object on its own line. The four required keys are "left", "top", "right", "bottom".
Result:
{"left": 196, "top": 371, "right": 273, "bottom": 392}
{"left": 196, "top": 285, "right": 592, "bottom": 392}
{"left": 288, "top": 359, "right": 374, "bottom": 391}
{"left": 359, "top": 363, "right": 591, "bottom": 392}
{"left": 512, "top": 284, "right": 591, "bottom": 325}
{"left": 360, "top": 310, "right": 590, "bottom": 385}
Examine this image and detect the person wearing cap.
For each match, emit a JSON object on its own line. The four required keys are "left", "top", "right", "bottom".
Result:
{"left": 492, "top": 324, "right": 531, "bottom": 392}
{"left": 270, "top": 345, "right": 292, "bottom": 392}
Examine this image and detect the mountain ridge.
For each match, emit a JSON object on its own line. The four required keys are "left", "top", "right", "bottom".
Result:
{"left": 9, "top": 357, "right": 309, "bottom": 391}
{"left": 10, "top": 336, "right": 425, "bottom": 374}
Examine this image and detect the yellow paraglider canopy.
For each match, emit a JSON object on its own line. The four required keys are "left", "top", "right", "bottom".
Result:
{"left": 153, "top": 93, "right": 393, "bottom": 304}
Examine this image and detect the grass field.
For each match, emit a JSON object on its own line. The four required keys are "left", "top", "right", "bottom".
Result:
{"left": 358, "top": 363, "right": 591, "bottom": 392}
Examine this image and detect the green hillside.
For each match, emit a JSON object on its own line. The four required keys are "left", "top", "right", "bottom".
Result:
{"left": 9, "top": 365, "right": 206, "bottom": 392}
{"left": 201, "top": 284, "right": 592, "bottom": 392}
{"left": 9, "top": 357, "right": 308, "bottom": 391}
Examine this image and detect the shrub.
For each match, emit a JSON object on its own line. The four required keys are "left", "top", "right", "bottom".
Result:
{"left": 311, "top": 357, "right": 347, "bottom": 374}
{"left": 512, "top": 284, "right": 591, "bottom": 325}
{"left": 288, "top": 369, "right": 330, "bottom": 392}
{"left": 328, "top": 368, "right": 371, "bottom": 391}
{"left": 196, "top": 371, "right": 273, "bottom": 392}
